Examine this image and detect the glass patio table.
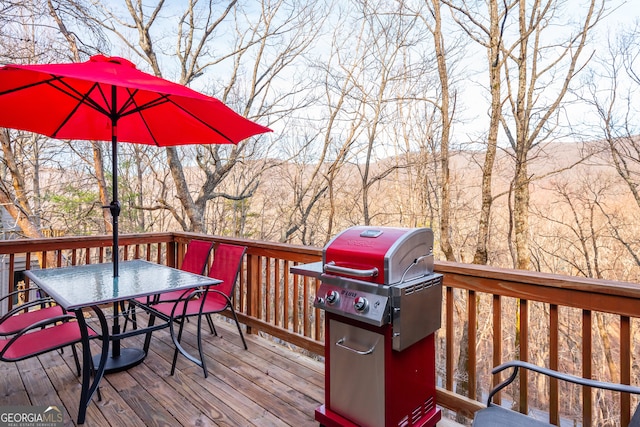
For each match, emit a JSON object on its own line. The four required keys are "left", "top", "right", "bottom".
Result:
{"left": 24, "top": 259, "right": 220, "bottom": 424}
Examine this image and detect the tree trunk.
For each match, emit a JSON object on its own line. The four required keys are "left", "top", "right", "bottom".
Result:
{"left": 431, "top": 0, "right": 455, "bottom": 262}
{"left": 513, "top": 160, "right": 531, "bottom": 270}
{"left": 166, "top": 146, "right": 204, "bottom": 232}
{"left": 473, "top": 0, "right": 502, "bottom": 265}
{"left": 92, "top": 143, "right": 113, "bottom": 233}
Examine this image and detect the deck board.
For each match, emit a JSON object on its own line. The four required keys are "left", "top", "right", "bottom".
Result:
{"left": 0, "top": 312, "right": 324, "bottom": 426}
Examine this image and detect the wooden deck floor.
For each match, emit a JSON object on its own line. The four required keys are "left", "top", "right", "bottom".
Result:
{"left": 0, "top": 312, "right": 325, "bottom": 426}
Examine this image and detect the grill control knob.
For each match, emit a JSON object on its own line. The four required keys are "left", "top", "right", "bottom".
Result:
{"left": 326, "top": 290, "right": 340, "bottom": 305}
{"left": 354, "top": 296, "right": 369, "bottom": 313}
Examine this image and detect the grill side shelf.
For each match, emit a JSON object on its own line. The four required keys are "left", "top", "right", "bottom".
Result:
{"left": 391, "top": 274, "right": 443, "bottom": 351}
{"left": 290, "top": 261, "right": 323, "bottom": 279}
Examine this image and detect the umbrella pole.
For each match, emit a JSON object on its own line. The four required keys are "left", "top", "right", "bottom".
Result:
{"left": 110, "top": 102, "right": 122, "bottom": 359}
{"left": 111, "top": 136, "right": 119, "bottom": 277}
{"left": 96, "top": 88, "right": 145, "bottom": 373}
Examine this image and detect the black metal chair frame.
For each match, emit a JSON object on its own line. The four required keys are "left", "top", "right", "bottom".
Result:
{"left": 473, "top": 360, "right": 640, "bottom": 427}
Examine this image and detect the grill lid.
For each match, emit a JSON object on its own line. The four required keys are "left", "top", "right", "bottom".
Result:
{"left": 322, "top": 226, "right": 434, "bottom": 285}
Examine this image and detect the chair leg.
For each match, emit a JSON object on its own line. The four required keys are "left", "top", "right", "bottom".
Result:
{"left": 170, "top": 317, "right": 187, "bottom": 376}
{"left": 205, "top": 313, "right": 217, "bottom": 336}
{"left": 121, "top": 301, "right": 137, "bottom": 332}
{"left": 229, "top": 306, "right": 248, "bottom": 350}
{"left": 131, "top": 302, "right": 137, "bottom": 330}
{"left": 89, "top": 353, "right": 102, "bottom": 402}
{"left": 71, "top": 344, "right": 81, "bottom": 376}
{"left": 196, "top": 314, "right": 208, "bottom": 378}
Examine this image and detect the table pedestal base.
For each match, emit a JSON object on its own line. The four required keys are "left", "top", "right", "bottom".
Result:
{"left": 93, "top": 348, "right": 146, "bottom": 374}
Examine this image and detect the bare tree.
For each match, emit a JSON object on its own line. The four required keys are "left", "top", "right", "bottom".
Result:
{"left": 0, "top": 1, "right": 66, "bottom": 242}
{"left": 419, "top": 0, "right": 461, "bottom": 261}
{"left": 501, "top": 0, "right": 605, "bottom": 269}
{"left": 578, "top": 20, "right": 640, "bottom": 268}
{"left": 47, "top": 0, "right": 113, "bottom": 232}
{"left": 74, "top": 0, "right": 323, "bottom": 234}
{"left": 443, "top": 0, "right": 507, "bottom": 265}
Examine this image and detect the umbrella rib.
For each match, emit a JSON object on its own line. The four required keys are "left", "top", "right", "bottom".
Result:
{"left": 118, "top": 91, "right": 171, "bottom": 117}
{"left": 117, "top": 88, "right": 141, "bottom": 116}
{"left": 114, "top": 87, "right": 237, "bottom": 144}
{"left": 123, "top": 94, "right": 237, "bottom": 145}
{"left": 166, "top": 98, "right": 236, "bottom": 144}
{"left": 0, "top": 78, "right": 55, "bottom": 97}
{"left": 50, "top": 76, "right": 111, "bottom": 115}
{"left": 119, "top": 89, "right": 170, "bottom": 146}
{"left": 50, "top": 79, "right": 111, "bottom": 138}
{"left": 1, "top": 75, "right": 107, "bottom": 118}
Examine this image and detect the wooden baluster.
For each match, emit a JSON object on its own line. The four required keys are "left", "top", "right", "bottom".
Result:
{"left": 621, "top": 315, "right": 631, "bottom": 426}
{"left": 550, "top": 304, "right": 559, "bottom": 425}
{"left": 273, "top": 259, "right": 287, "bottom": 326}
{"left": 519, "top": 298, "right": 529, "bottom": 415}
{"left": 492, "top": 294, "right": 502, "bottom": 405}
{"left": 583, "top": 309, "right": 592, "bottom": 426}
{"left": 266, "top": 257, "right": 272, "bottom": 323}
{"left": 446, "top": 285, "right": 454, "bottom": 392}
{"left": 468, "top": 290, "right": 477, "bottom": 401}
{"left": 292, "top": 262, "right": 299, "bottom": 334}
{"left": 284, "top": 261, "right": 291, "bottom": 330}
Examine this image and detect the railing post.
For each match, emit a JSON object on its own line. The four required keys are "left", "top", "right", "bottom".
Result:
{"left": 7, "top": 254, "right": 15, "bottom": 311}
{"left": 245, "top": 252, "right": 260, "bottom": 335}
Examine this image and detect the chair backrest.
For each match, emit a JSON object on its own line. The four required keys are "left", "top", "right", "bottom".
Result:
{"left": 206, "top": 244, "right": 247, "bottom": 298}
{"left": 180, "top": 240, "right": 214, "bottom": 275}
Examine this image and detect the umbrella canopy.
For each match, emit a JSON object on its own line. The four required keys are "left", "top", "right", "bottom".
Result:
{"left": 0, "top": 54, "right": 270, "bottom": 145}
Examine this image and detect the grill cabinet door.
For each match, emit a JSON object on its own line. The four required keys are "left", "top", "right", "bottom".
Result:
{"left": 329, "top": 319, "right": 385, "bottom": 427}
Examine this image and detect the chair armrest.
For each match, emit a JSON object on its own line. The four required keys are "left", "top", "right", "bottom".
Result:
{"left": 0, "top": 297, "right": 57, "bottom": 323}
{"left": 1, "top": 313, "right": 80, "bottom": 358}
{"left": 0, "top": 286, "right": 44, "bottom": 303}
{"left": 488, "top": 360, "right": 640, "bottom": 407}
{"left": 136, "top": 288, "right": 201, "bottom": 307}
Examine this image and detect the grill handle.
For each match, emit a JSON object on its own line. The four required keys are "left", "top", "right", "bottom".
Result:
{"left": 324, "top": 261, "right": 378, "bottom": 278}
{"left": 336, "top": 338, "right": 377, "bottom": 355}
{"left": 399, "top": 254, "right": 430, "bottom": 283}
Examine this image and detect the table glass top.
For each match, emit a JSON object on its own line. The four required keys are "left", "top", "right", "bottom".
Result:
{"left": 25, "top": 259, "right": 220, "bottom": 310}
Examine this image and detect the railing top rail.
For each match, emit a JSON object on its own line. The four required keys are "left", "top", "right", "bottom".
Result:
{"left": 0, "top": 233, "right": 173, "bottom": 254}
{"left": 436, "top": 260, "right": 640, "bottom": 299}
{"left": 1, "top": 232, "right": 639, "bottom": 309}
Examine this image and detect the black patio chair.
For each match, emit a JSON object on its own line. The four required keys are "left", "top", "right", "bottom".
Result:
{"left": 473, "top": 360, "right": 640, "bottom": 427}
{"left": 0, "top": 286, "right": 83, "bottom": 374}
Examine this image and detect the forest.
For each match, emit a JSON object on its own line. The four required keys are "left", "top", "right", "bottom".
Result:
{"left": 1, "top": 2, "right": 639, "bottom": 424}
{"left": 1, "top": 0, "right": 638, "bottom": 281}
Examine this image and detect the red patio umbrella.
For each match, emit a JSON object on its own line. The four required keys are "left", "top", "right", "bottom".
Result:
{"left": 0, "top": 54, "right": 271, "bottom": 371}
{"left": 0, "top": 54, "right": 271, "bottom": 276}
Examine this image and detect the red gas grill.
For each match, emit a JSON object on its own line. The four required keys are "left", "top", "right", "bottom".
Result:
{"left": 292, "top": 226, "right": 443, "bottom": 427}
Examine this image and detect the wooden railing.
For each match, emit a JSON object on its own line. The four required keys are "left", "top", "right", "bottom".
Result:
{"left": 2, "top": 232, "right": 640, "bottom": 426}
